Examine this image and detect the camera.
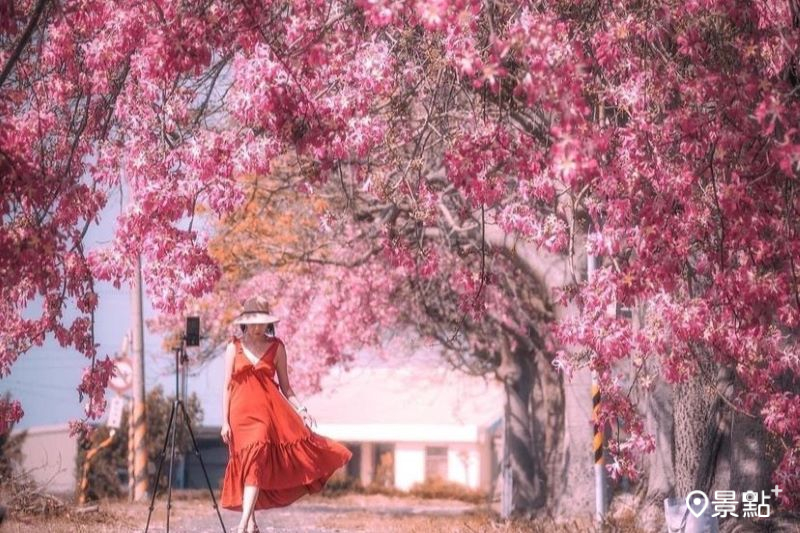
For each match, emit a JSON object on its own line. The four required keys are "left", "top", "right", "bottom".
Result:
{"left": 185, "top": 316, "right": 200, "bottom": 347}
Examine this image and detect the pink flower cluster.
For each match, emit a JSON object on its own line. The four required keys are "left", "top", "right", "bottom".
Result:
{"left": 0, "top": 398, "right": 23, "bottom": 435}
{"left": 3, "top": 0, "right": 800, "bottom": 510}
{"left": 78, "top": 357, "right": 116, "bottom": 420}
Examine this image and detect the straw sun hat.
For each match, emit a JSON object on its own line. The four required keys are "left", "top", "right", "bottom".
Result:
{"left": 232, "top": 296, "right": 281, "bottom": 325}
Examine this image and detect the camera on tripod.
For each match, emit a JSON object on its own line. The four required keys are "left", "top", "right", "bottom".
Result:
{"left": 144, "top": 315, "right": 227, "bottom": 533}
{"left": 185, "top": 316, "right": 200, "bottom": 347}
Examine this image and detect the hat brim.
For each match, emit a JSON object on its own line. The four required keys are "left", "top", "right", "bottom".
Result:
{"left": 232, "top": 313, "right": 281, "bottom": 325}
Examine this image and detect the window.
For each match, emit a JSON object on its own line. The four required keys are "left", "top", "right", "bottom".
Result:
{"left": 425, "top": 446, "right": 448, "bottom": 481}
{"left": 373, "top": 443, "right": 395, "bottom": 487}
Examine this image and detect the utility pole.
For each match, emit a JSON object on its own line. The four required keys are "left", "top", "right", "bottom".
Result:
{"left": 128, "top": 394, "right": 135, "bottom": 500}
{"left": 588, "top": 245, "right": 607, "bottom": 522}
{"left": 500, "top": 398, "right": 513, "bottom": 519}
{"left": 131, "top": 253, "right": 149, "bottom": 501}
{"left": 120, "top": 330, "right": 136, "bottom": 501}
{"left": 591, "top": 103, "right": 608, "bottom": 523}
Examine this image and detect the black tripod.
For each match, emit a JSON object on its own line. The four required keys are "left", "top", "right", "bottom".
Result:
{"left": 144, "top": 334, "right": 226, "bottom": 532}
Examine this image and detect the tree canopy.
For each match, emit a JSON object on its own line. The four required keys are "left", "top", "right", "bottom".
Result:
{"left": 2, "top": 0, "right": 800, "bottom": 508}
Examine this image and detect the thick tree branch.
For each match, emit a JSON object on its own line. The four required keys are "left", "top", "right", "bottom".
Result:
{"left": 0, "top": 0, "right": 49, "bottom": 90}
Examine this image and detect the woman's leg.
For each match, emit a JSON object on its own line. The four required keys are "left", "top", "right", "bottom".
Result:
{"left": 237, "top": 485, "right": 258, "bottom": 531}
{"left": 246, "top": 512, "right": 258, "bottom": 532}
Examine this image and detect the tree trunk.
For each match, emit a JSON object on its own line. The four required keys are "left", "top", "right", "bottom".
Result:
{"left": 497, "top": 336, "right": 547, "bottom": 513}
{"left": 530, "top": 346, "right": 565, "bottom": 510}
{"left": 673, "top": 370, "right": 727, "bottom": 497}
{"left": 670, "top": 362, "right": 779, "bottom": 532}
{"left": 720, "top": 409, "right": 777, "bottom": 533}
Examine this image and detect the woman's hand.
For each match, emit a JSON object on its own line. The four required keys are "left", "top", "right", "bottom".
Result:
{"left": 288, "top": 394, "right": 316, "bottom": 428}
{"left": 297, "top": 406, "right": 316, "bottom": 429}
{"left": 221, "top": 421, "right": 231, "bottom": 445}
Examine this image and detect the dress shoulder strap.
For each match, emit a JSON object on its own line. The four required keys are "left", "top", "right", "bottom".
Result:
{"left": 230, "top": 336, "right": 242, "bottom": 355}
{"left": 268, "top": 336, "right": 283, "bottom": 354}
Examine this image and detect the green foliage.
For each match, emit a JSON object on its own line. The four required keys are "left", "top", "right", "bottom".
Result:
{"left": 75, "top": 385, "right": 203, "bottom": 501}
{"left": 321, "top": 476, "right": 487, "bottom": 504}
{"left": 75, "top": 424, "right": 124, "bottom": 501}
{"left": 409, "top": 478, "right": 487, "bottom": 504}
{"left": 319, "top": 475, "right": 364, "bottom": 496}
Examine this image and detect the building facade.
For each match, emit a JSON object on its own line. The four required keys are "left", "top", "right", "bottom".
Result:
{"left": 10, "top": 423, "right": 78, "bottom": 495}
{"left": 185, "top": 365, "right": 505, "bottom": 495}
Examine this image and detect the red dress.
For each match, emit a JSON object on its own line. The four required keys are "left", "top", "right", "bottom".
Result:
{"left": 220, "top": 337, "right": 351, "bottom": 510}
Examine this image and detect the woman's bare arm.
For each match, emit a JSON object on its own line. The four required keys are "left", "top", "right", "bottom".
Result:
{"left": 274, "top": 342, "right": 300, "bottom": 408}
{"left": 221, "top": 342, "right": 235, "bottom": 431}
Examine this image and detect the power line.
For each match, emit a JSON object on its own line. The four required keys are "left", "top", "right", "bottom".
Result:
{"left": 9, "top": 361, "right": 83, "bottom": 369}
{"left": 2, "top": 380, "right": 82, "bottom": 392}
{"left": 0, "top": 384, "right": 80, "bottom": 402}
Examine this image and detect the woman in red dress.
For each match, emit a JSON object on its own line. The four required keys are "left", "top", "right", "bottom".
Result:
{"left": 220, "top": 297, "right": 351, "bottom": 533}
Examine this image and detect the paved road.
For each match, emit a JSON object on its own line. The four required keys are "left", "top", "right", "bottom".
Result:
{"left": 140, "top": 494, "right": 481, "bottom": 533}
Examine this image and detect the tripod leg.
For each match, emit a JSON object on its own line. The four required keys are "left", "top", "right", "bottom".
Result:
{"left": 165, "top": 400, "right": 179, "bottom": 533}
{"left": 145, "top": 400, "right": 177, "bottom": 533}
{"left": 179, "top": 400, "right": 227, "bottom": 532}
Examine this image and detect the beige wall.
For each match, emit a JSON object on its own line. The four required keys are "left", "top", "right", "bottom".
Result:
{"left": 360, "top": 441, "right": 375, "bottom": 486}
{"left": 11, "top": 424, "right": 78, "bottom": 495}
{"left": 446, "top": 443, "right": 481, "bottom": 489}
{"left": 394, "top": 442, "right": 426, "bottom": 490}
{"left": 558, "top": 367, "right": 595, "bottom": 517}
{"left": 391, "top": 440, "right": 493, "bottom": 492}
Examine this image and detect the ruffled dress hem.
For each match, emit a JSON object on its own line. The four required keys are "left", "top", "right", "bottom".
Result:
{"left": 220, "top": 431, "right": 352, "bottom": 511}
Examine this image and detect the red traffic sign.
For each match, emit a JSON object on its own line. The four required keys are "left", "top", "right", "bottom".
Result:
{"left": 109, "top": 355, "right": 133, "bottom": 394}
